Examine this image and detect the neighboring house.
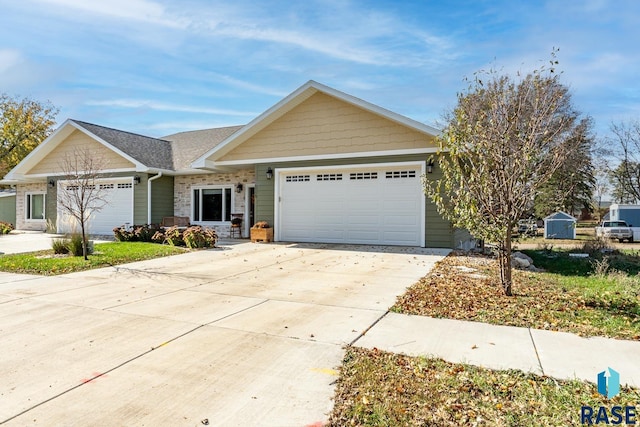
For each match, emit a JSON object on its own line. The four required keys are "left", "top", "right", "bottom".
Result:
{"left": 0, "top": 80, "right": 468, "bottom": 248}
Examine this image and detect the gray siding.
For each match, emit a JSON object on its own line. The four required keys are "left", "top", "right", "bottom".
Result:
{"left": 254, "top": 154, "right": 457, "bottom": 248}
{"left": 255, "top": 164, "right": 275, "bottom": 227}
{"left": 0, "top": 194, "right": 16, "bottom": 226}
{"left": 133, "top": 174, "right": 148, "bottom": 225}
{"left": 150, "top": 175, "right": 174, "bottom": 224}
{"left": 545, "top": 220, "right": 574, "bottom": 239}
{"left": 46, "top": 178, "right": 58, "bottom": 232}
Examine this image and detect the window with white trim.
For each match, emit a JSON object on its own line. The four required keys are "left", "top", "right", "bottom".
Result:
{"left": 26, "top": 192, "right": 46, "bottom": 220}
{"left": 192, "top": 187, "right": 232, "bottom": 222}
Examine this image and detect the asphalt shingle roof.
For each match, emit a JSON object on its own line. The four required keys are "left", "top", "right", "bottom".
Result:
{"left": 71, "top": 120, "right": 243, "bottom": 171}
{"left": 162, "top": 126, "right": 243, "bottom": 171}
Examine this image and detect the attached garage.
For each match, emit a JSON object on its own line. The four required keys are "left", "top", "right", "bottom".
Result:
{"left": 275, "top": 163, "right": 425, "bottom": 246}
{"left": 57, "top": 178, "right": 134, "bottom": 234}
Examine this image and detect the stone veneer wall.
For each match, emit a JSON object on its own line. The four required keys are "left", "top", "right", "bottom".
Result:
{"left": 174, "top": 170, "right": 255, "bottom": 237}
{"left": 16, "top": 182, "right": 48, "bottom": 231}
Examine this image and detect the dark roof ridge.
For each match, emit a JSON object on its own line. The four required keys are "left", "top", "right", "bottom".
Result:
{"left": 71, "top": 119, "right": 170, "bottom": 142}
{"left": 162, "top": 124, "right": 244, "bottom": 139}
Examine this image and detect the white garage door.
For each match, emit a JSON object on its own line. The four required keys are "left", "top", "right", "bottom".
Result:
{"left": 57, "top": 178, "right": 134, "bottom": 235}
{"left": 277, "top": 164, "right": 424, "bottom": 246}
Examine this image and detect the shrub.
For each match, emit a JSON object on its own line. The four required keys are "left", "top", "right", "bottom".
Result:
{"left": 183, "top": 226, "right": 217, "bottom": 248}
{"left": 0, "top": 221, "right": 14, "bottom": 234}
{"left": 113, "top": 224, "right": 160, "bottom": 242}
{"left": 581, "top": 235, "right": 615, "bottom": 255}
{"left": 68, "top": 234, "right": 94, "bottom": 257}
{"left": 151, "top": 230, "right": 165, "bottom": 244}
{"left": 164, "top": 226, "right": 185, "bottom": 247}
{"left": 51, "top": 238, "right": 70, "bottom": 254}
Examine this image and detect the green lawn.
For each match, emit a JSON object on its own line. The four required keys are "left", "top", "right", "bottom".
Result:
{"left": 0, "top": 242, "right": 188, "bottom": 275}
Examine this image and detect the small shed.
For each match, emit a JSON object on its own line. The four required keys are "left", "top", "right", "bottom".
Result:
{"left": 544, "top": 211, "right": 576, "bottom": 239}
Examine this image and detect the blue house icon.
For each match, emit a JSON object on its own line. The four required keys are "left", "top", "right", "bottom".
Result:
{"left": 597, "top": 367, "right": 620, "bottom": 399}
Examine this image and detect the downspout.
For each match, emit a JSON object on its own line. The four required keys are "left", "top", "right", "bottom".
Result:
{"left": 147, "top": 172, "right": 163, "bottom": 224}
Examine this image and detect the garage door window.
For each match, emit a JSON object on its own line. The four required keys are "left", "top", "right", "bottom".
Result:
{"left": 26, "top": 193, "right": 46, "bottom": 221}
{"left": 193, "top": 187, "right": 232, "bottom": 222}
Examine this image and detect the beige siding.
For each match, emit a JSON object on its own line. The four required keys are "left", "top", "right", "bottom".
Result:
{"left": 27, "top": 130, "right": 135, "bottom": 175}
{"left": 219, "top": 93, "right": 437, "bottom": 162}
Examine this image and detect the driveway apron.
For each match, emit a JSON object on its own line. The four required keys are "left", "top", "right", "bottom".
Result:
{"left": 0, "top": 242, "right": 448, "bottom": 426}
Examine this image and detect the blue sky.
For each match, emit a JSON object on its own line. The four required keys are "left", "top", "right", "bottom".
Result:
{"left": 1, "top": 0, "right": 638, "bottom": 138}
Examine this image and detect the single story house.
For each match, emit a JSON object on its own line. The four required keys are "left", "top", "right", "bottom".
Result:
{"left": 1, "top": 80, "right": 469, "bottom": 248}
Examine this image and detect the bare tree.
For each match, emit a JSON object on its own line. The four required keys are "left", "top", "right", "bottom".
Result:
{"left": 427, "top": 58, "right": 584, "bottom": 296}
{"left": 608, "top": 120, "right": 640, "bottom": 201}
{"left": 57, "top": 148, "right": 108, "bottom": 260}
{"left": 593, "top": 160, "right": 612, "bottom": 220}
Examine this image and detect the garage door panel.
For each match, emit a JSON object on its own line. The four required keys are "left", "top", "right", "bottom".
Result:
{"left": 279, "top": 165, "right": 423, "bottom": 246}
{"left": 57, "top": 179, "right": 133, "bottom": 235}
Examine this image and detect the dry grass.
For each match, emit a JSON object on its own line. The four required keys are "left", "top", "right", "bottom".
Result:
{"left": 391, "top": 251, "right": 640, "bottom": 340}
{"left": 328, "top": 347, "right": 640, "bottom": 427}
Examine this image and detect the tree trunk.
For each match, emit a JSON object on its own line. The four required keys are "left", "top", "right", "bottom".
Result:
{"left": 80, "top": 221, "right": 88, "bottom": 261}
{"left": 498, "top": 231, "right": 513, "bottom": 296}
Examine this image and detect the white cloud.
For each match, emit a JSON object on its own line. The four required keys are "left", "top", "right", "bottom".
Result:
{"left": 34, "top": 0, "right": 188, "bottom": 28}
{"left": 86, "top": 99, "right": 259, "bottom": 117}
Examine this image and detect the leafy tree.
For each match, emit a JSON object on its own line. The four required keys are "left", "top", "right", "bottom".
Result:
{"left": 57, "top": 148, "right": 109, "bottom": 260}
{"left": 534, "top": 118, "right": 595, "bottom": 218}
{"left": 427, "top": 60, "right": 584, "bottom": 296}
{"left": 0, "top": 94, "right": 58, "bottom": 179}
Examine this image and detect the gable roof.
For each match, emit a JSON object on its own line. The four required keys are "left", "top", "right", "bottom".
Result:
{"left": 2, "top": 120, "right": 243, "bottom": 182}
{"left": 544, "top": 211, "right": 576, "bottom": 221}
{"left": 71, "top": 120, "right": 174, "bottom": 170}
{"left": 162, "top": 126, "right": 243, "bottom": 171}
{"left": 191, "top": 80, "right": 441, "bottom": 169}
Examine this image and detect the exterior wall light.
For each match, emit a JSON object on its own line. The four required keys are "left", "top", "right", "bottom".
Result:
{"left": 236, "top": 183, "right": 243, "bottom": 193}
{"left": 134, "top": 176, "right": 141, "bottom": 185}
{"left": 266, "top": 167, "right": 273, "bottom": 180}
{"left": 427, "top": 160, "right": 435, "bottom": 174}
{"left": 48, "top": 179, "right": 55, "bottom": 188}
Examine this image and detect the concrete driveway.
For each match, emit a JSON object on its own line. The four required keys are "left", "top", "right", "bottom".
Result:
{"left": 0, "top": 241, "right": 448, "bottom": 426}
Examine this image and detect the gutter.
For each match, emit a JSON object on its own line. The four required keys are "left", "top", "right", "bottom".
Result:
{"left": 147, "top": 172, "right": 163, "bottom": 224}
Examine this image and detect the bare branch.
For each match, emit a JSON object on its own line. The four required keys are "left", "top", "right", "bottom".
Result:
{"left": 57, "top": 147, "right": 109, "bottom": 260}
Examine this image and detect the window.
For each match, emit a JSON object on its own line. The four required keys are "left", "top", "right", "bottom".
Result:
{"left": 349, "top": 172, "right": 377, "bottom": 180}
{"left": 385, "top": 170, "right": 417, "bottom": 179}
{"left": 317, "top": 173, "right": 343, "bottom": 181}
{"left": 285, "top": 175, "right": 310, "bottom": 182}
{"left": 192, "top": 187, "right": 232, "bottom": 222}
{"left": 26, "top": 193, "right": 45, "bottom": 220}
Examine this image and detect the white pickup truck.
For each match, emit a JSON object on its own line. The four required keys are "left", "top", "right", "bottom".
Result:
{"left": 595, "top": 220, "right": 634, "bottom": 243}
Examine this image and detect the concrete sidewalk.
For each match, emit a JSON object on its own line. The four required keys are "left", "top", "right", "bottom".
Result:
{"left": 355, "top": 312, "right": 640, "bottom": 388}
